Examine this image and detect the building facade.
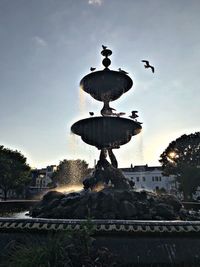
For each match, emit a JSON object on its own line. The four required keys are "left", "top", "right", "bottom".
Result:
{"left": 121, "top": 165, "right": 177, "bottom": 194}
{"left": 27, "top": 165, "right": 57, "bottom": 198}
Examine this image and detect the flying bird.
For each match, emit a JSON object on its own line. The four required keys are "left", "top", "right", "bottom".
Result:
{"left": 141, "top": 60, "right": 155, "bottom": 73}
{"left": 118, "top": 68, "right": 129, "bottom": 74}
{"left": 102, "top": 45, "right": 107, "bottom": 50}
{"left": 89, "top": 112, "right": 94, "bottom": 116}
{"left": 90, "top": 67, "right": 96, "bottom": 71}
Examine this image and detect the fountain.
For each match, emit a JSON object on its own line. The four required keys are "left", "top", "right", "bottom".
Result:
{"left": 30, "top": 47, "right": 187, "bottom": 221}
{"left": 1, "top": 47, "right": 200, "bottom": 266}
{"left": 71, "top": 46, "right": 142, "bottom": 190}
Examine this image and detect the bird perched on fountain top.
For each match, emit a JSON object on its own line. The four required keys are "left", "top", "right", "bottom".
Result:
{"left": 141, "top": 60, "right": 155, "bottom": 73}
{"left": 102, "top": 45, "right": 107, "bottom": 50}
{"left": 118, "top": 68, "right": 129, "bottom": 74}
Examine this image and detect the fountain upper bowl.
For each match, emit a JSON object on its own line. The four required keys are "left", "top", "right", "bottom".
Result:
{"left": 80, "top": 70, "right": 133, "bottom": 102}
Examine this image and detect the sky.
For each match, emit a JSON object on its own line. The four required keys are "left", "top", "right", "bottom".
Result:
{"left": 0, "top": 0, "right": 199, "bottom": 169}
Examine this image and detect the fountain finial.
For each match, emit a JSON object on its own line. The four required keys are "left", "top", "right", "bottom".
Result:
{"left": 101, "top": 45, "right": 112, "bottom": 69}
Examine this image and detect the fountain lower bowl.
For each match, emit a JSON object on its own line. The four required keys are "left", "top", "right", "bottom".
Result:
{"left": 71, "top": 116, "right": 142, "bottom": 149}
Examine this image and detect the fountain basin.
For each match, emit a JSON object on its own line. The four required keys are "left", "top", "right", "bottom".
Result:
{"left": 71, "top": 116, "right": 142, "bottom": 149}
{"left": 80, "top": 70, "right": 133, "bottom": 102}
{"left": 1, "top": 218, "right": 200, "bottom": 266}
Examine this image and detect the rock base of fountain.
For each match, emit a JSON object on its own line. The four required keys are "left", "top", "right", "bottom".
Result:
{"left": 29, "top": 159, "right": 200, "bottom": 221}
{"left": 29, "top": 187, "right": 200, "bottom": 221}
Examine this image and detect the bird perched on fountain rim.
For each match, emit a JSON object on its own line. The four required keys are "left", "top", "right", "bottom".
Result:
{"left": 101, "top": 106, "right": 116, "bottom": 116}
{"left": 129, "top": 111, "right": 138, "bottom": 119}
{"left": 90, "top": 67, "right": 96, "bottom": 71}
{"left": 118, "top": 68, "right": 129, "bottom": 74}
{"left": 141, "top": 60, "right": 155, "bottom": 73}
{"left": 89, "top": 112, "right": 94, "bottom": 116}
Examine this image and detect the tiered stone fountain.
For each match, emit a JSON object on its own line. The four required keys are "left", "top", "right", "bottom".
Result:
{"left": 1, "top": 47, "right": 200, "bottom": 266}
{"left": 30, "top": 47, "right": 190, "bottom": 221}
{"left": 71, "top": 46, "right": 142, "bottom": 191}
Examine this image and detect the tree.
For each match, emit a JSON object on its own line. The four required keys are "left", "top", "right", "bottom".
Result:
{"left": 159, "top": 132, "right": 200, "bottom": 200}
{"left": 52, "top": 159, "right": 90, "bottom": 186}
{"left": 0, "top": 146, "right": 31, "bottom": 200}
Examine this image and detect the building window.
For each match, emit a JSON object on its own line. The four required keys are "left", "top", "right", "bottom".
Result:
{"left": 159, "top": 176, "right": 162, "bottom": 181}
{"left": 155, "top": 176, "right": 158, "bottom": 181}
{"left": 136, "top": 177, "right": 139, "bottom": 182}
{"left": 152, "top": 176, "right": 154, "bottom": 181}
{"left": 143, "top": 177, "right": 145, "bottom": 181}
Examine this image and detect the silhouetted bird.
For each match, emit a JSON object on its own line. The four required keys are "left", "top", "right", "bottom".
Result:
{"left": 129, "top": 111, "right": 138, "bottom": 119}
{"left": 101, "top": 106, "right": 116, "bottom": 116}
{"left": 90, "top": 67, "right": 96, "bottom": 71}
{"left": 116, "top": 112, "right": 126, "bottom": 117}
{"left": 89, "top": 112, "right": 94, "bottom": 116}
{"left": 118, "top": 68, "right": 129, "bottom": 74}
{"left": 141, "top": 60, "right": 155, "bottom": 73}
{"left": 102, "top": 45, "right": 107, "bottom": 50}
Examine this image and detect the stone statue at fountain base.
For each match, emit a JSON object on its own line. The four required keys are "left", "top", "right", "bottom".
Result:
{"left": 83, "top": 147, "right": 133, "bottom": 191}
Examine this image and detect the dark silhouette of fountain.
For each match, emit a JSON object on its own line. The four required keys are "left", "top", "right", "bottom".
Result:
{"left": 71, "top": 46, "right": 142, "bottom": 190}
{"left": 31, "top": 47, "right": 190, "bottom": 221}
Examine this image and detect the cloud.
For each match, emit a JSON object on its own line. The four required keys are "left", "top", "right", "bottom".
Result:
{"left": 32, "top": 36, "right": 47, "bottom": 47}
{"left": 88, "top": 0, "right": 103, "bottom": 6}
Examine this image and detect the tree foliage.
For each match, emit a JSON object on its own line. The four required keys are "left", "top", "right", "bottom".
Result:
{"left": 176, "top": 166, "right": 200, "bottom": 200}
{"left": 0, "top": 145, "right": 31, "bottom": 200}
{"left": 159, "top": 132, "right": 200, "bottom": 200}
{"left": 52, "top": 159, "right": 90, "bottom": 186}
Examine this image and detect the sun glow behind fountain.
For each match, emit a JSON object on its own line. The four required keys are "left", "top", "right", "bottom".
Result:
{"left": 55, "top": 183, "right": 105, "bottom": 194}
{"left": 56, "top": 184, "right": 83, "bottom": 193}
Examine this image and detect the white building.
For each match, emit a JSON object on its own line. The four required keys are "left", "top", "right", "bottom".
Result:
{"left": 26, "top": 165, "right": 57, "bottom": 198}
{"left": 31, "top": 165, "right": 57, "bottom": 189}
{"left": 121, "top": 165, "right": 177, "bottom": 193}
{"left": 35, "top": 165, "right": 57, "bottom": 188}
